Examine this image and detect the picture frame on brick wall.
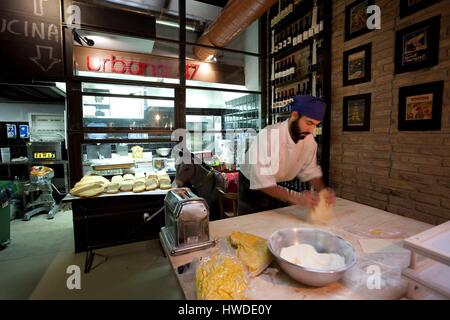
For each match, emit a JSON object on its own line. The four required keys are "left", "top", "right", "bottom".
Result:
{"left": 345, "top": 0, "right": 375, "bottom": 41}
{"left": 343, "top": 93, "right": 371, "bottom": 131}
{"left": 398, "top": 81, "right": 444, "bottom": 131}
{"left": 394, "top": 15, "right": 440, "bottom": 74}
{"left": 343, "top": 43, "right": 372, "bottom": 86}
{"left": 400, "top": 0, "right": 442, "bottom": 19}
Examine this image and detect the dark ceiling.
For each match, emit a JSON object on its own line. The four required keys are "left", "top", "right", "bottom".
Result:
{"left": 0, "top": 84, "right": 66, "bottom": 103}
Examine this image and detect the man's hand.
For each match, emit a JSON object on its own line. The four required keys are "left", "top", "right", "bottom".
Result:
{"left": 323, "top": 188, "right": 336, "bottom": 206}
{"left": 289, "top": 191, "right": 319, "bottom": 208}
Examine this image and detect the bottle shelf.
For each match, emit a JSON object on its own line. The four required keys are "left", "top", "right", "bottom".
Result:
{"left": 269, "top": 110, "right": 291, "bottom": 116}
{"left": 271, "top": 36, "right": 315, "bottom": 60}
{"left": 271, "top": 0, "right": 314, "bottom": 34}
{"left": 272, "top": 72, "right": 312, "bottom": 89}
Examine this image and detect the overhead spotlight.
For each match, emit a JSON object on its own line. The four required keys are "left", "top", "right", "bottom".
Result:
{"left": 207, "top": 55, "right": 218, "bottom": 63}
{"left": 72, "top": 29, "right": 95, "bottom": 47}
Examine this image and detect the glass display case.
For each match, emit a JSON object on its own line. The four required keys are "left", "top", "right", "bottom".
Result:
{"left": 81, "top": 142, "right": 176, "bottom": 177}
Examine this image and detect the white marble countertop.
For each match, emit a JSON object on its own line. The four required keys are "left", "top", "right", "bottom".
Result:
{"left": 163, "top": 197, "right": 432, "bottom": 300}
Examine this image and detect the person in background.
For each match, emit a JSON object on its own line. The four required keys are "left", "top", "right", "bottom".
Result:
{"left": 239, "top": 95, "right": 335, "bottom": 215}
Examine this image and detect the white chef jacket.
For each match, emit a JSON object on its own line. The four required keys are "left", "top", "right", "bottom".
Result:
{"left": 240, "top": 120, "right": 322, "bottom": 190}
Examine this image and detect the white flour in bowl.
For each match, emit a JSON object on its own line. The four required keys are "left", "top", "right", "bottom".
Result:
{"left": 280, "top": 244, "right": 345, "bottom": 270}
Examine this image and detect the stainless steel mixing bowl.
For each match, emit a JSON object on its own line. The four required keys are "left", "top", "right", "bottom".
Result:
{"left": 268, "top": 227, "right": 356, "bottom": 287}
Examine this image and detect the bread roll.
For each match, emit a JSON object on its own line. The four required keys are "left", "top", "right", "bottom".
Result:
{"left": 157, "top": 170, "right": 171, "bottom": 190}
{"left": 70, "top": 182, "right": 105, "bottom": 198}
{"left": 123, "top": 174, "right": 135, "bottom": 181}
{"left": 145, "top": 178, "right": 158, "bottom": 191}
{"left": 133, "top": 178, "right": 146, "bottom": 193}
{"left": 111, "top": 175, "right": 123, "bottom": 184}
{"left": 145, "top": 171, "right": 159, "bottom": 190}
{"left": 78, "top": 175, "right": 110, "bottom": 187}
{"left": 106, "top": 182, "right": 120, "bottom": 194}
{"left": 120, "top": 179, "right": 133, "bottom": 192}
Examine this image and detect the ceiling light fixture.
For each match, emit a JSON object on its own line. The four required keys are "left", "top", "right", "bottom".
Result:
{"left": 156, "top": 20, "right": 196, "bottom": 31}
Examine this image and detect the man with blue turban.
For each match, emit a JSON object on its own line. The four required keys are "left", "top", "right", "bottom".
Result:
{"left": 239, "top": 95, "right": 335, "bottom": 215}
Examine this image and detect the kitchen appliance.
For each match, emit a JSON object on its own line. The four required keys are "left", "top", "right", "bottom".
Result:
{"left": 152, "top": 157, "right": 168, "bottom": 170}
{"left": 160, "top": 188, "right": 215, "bottom": 256}
{"left": 23, "top": 166, "right": 59, "bottom": 220}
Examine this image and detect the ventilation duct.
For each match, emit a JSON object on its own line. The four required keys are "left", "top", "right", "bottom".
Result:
{"left": 194, "top": 0, "right": 278, "bottom": 61}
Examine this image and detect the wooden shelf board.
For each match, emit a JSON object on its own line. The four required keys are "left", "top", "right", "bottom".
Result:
{"left": 404, "top": 221, "right": 450, "bottom": 267}
{"left": 402, "top": 259, "right": 450, "bottom": 299}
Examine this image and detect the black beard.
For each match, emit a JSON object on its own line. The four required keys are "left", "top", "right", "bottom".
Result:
{"left": 290, "top": 118, "right": 310, "bottom": 143}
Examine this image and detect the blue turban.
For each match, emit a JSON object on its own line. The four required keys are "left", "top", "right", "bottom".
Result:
{"left": 290, "top": 95, "right": 326, "bottom": 121}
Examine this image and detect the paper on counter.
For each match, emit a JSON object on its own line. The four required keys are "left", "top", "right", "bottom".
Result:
{"left": 359, "top": 239, "right": 409, "bottom": 254}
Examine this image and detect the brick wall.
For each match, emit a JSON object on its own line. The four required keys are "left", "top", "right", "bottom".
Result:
{"left": 330, "top": 0, "right": 450, "bottom": 225}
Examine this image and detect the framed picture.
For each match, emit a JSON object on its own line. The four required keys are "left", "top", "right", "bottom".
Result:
{"left": 343, "top": 43, "right": 372, "bottom": 86}
{"left": 398, "top": 81, "right": 443, "bottom": 131}
{"left": 400, "top": 0, "right": 442, "bottom": 18}
{"left": 345, "top": 0, "right": 375, "bottom": 41}
{"left": 395, "top": 15, "right": 440, "bottom": 74}
{"left": 343, "top": 93, "right": 371, "bottom": 131}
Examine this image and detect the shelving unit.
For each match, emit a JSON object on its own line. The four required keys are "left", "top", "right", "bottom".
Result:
{"left": 224, "top": 94, "right": 260, "bottom": 130}
{"left": 267, "top": 0, "right": 332, "bottom": 190}
{"left": 403, "top": 221, "right": 450, "bottom": 299}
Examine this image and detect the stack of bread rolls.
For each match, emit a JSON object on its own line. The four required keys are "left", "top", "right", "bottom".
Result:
{"left": 70, "top": 171, "right": 172, "bottom": 198}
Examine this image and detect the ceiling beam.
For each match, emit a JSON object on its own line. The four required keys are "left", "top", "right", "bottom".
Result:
{"left": 194, "top": 0, "right": 229, "bottom": 8}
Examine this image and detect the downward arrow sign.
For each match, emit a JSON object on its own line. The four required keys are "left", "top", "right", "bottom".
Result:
{"left": 30, "top": 45, "right": 62, "bottom": 72}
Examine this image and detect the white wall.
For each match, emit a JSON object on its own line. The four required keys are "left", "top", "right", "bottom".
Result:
{"left": 0, "top": 103, "right": 65, "bottom": 122}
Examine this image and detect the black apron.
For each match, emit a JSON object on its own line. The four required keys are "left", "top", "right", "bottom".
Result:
{"left": 238, "top": 171, "right": 288, "bottom": 215}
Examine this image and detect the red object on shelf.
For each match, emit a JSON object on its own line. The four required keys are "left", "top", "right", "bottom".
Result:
{"left": 222, "top": 171, "right": 239, "bottom": 193}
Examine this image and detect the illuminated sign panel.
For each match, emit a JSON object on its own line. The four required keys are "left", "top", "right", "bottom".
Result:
{"left": 34, "top": 152, "right": 56, "bottom": 159}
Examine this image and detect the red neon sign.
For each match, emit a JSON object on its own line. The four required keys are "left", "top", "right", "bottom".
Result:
{"left": 86, "top": 55, "right": 200, "bottom": 80}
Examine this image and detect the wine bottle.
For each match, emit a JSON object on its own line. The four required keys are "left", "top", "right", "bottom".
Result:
{"left": 278, "top": 31, "right": 283, "bottom": 52}
{"left": 274, "top": 61, "right": 278, "bottom": 85}
{"left": 286, "top": 57, "right": 292, "bottom": 81}
{"left": 297, "top": 20, "right": 303, "bottom": 44}
{"left": 273, "top": 33, "right": 278, "bottom": 54}
{"left": 316, "top": 81, "right": 322, "bottom": 98}
{"left": 271, "top": 59, "right": 275, "bottom": 84}
{"left": 280, "top": 60, "right": 285, "bottom": 84}
{"left": 319, "top": 2, "right": 324, "bottom": 33}
{"left": 303, "top": 16, "right": 310, "bottom": 41}
{"left": 309, "top": 15, "right": 315, "bottom": 39}
{"left": 291, "top": 56, "right": 297, "bottom": 79}
{"left": 286, "top": 26, "right": 292, "bottom": 48}
{"left": 292, "top": 23, "right": 298, "bottom": 47}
